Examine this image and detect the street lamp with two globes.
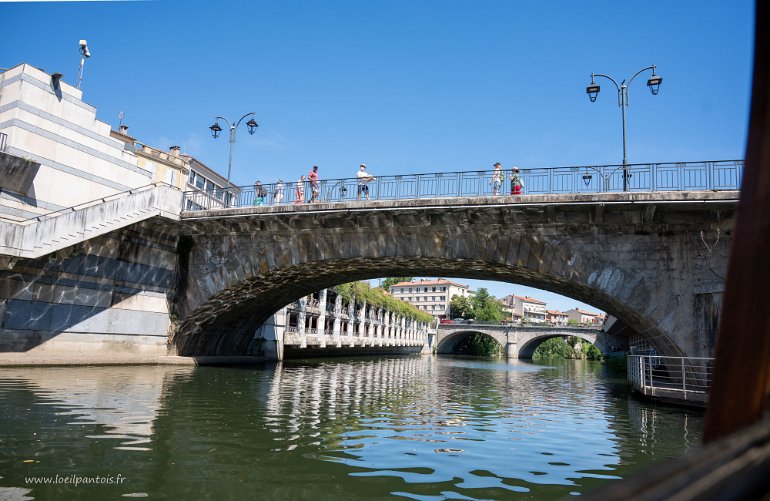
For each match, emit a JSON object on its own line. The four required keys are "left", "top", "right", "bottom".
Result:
{"left": 585, "top": 65, "right": 663, "bottom": 191}
{"left": 208, "top": 112, "right": 259, "bottom": 206}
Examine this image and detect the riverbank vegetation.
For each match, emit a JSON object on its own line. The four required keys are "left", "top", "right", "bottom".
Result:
{"left": 533, "top": 337, "right": 603, "bottom": 361}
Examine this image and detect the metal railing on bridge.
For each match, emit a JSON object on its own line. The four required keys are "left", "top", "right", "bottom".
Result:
{"left": 628, "top": 355, "right": 714, "bottom": 403}
{"left": 182, "top": 159, "right": 743, "bottom": 211}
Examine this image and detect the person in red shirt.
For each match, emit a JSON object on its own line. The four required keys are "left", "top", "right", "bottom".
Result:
{"left": 308, "top": 165, "right": 320, "bottom": 203}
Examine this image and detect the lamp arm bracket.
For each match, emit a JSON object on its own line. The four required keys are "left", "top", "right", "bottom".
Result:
{"left": 215, "top": 116, "right": 232, "bottom": 128}
{"left": 627, "top": 65, "right": 657, "bottom": 87}
{"left": 235, "top": 112, "right": 256, "bottom": 129}
{"left": 591, "top": 73, "right": 621, "bottom": 92}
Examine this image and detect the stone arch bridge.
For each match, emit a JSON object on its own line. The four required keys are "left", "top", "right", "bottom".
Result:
{"left": 172, "top": 191, "right": 734, "bottom": 359}
{"left": 436, "top": 324, "right": 604, "bottom": 359}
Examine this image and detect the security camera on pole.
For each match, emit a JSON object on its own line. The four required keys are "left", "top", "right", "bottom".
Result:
{"left": 77, "top": 40, "right": 90, "bottom": 90}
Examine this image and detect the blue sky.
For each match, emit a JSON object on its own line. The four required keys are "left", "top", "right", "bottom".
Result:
{"left": 1, "top": 0, "right": 754, "bottom": 312}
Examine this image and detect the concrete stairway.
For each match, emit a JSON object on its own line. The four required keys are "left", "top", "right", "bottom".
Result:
{"left": 0, "top": 183, "right": 182, "bottom": 259}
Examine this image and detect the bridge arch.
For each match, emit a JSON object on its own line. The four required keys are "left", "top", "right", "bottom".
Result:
{"left": 435, "top": 329, "right": 507, "bottom": 355}
{"left": 173, "top": 197, "right": 732, "bottom": 358}
{"left": 516, "top": 332, "right": 601, "bottom": 359}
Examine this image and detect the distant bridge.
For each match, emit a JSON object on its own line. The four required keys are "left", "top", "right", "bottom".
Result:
{"left": 436, "top": 324, "right": 606, "bottom": 359}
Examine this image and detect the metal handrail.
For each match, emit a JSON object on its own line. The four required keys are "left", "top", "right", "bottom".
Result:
{"left": 628, "top": 355, "right": 714, "bottom": 396}
{"left": 181, "top": 159, "right": 743, "bottom": 211}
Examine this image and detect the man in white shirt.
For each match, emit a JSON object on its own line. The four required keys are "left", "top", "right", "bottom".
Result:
{"left": 356, "top": 163, "right": 375, "bottom": 200}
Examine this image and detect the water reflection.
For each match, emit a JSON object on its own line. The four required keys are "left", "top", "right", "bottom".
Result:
{"left": 0, "top": 358, "right": 703, "bottom": 500}
{"left": 0, "top": 366, "right": 190, "bottom": 451}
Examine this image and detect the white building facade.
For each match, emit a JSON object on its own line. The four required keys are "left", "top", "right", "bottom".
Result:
{"left": 0, "top": 64, "right": 153, "bottom": 220}
{"left": 501, "top": 295, "right": 548, "bottom": 324}
{"left": 389, "top": 278, "right": 471, "bottom": 319}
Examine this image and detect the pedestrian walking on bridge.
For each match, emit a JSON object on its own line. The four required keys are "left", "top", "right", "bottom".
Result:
{"left": 491, "top": 162, "right": 504, "bottom": 195}
{"left": 509, "top": 167, "right": 524, "bottom": 195}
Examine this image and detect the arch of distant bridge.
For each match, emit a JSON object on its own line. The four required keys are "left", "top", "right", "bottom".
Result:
{"left": 435, "top": 325, "right": 603, "bottom": 359}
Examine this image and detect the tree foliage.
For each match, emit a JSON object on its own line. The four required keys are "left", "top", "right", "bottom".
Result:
{"left": 334, "top": 281, "right": 433, "bottom": 323}
{"left": 472, "top": 288, "right": 506, "bottom": 323}
{"left": 449, "top": 288, "right": 505, "bottom": 322}
{"left": 450, "top": 295, "right": 474, "bottom": 319}
{"left": 533, "top": 336, "right": 603, "bottom": 361}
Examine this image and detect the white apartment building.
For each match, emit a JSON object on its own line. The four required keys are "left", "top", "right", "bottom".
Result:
{"left": 389, "top": 278, "right": 471, "bottom": 319}
{"left": 501, "top": 295, "right": 547, "bottom": 324}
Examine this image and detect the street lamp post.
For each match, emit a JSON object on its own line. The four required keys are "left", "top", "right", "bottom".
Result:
{"left": 585, "top": 65, "right": 663, "bottom": 191}
{"left": 209, "top": 112, "right": 259, "bottom": 206}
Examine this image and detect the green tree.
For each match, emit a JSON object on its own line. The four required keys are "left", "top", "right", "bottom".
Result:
{"left": 533, "top": 337, "right": 573, "bottom": 359}
{"left": 532, "top": 337, "right": 603, "bottom": 361}
{"left": 450, "top": 295, "right": 474, "bottom": 319}
{"left": 471, "top": 288, "right": 505, "bottom": 323}
{"left": 380, "top": 277, "right": 413, "bottom": 290}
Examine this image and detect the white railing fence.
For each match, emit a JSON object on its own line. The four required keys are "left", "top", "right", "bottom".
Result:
{"left": 628, "top": 355, "right": 714, "bottom": 400}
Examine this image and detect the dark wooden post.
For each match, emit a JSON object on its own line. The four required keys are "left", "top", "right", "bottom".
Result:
{"left": 704, "top": 1, "right": 770, "bottom": 443}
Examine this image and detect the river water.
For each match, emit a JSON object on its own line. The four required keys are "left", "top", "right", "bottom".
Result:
{"left": 0, "top": 356, "right": 702, "bottom": 500}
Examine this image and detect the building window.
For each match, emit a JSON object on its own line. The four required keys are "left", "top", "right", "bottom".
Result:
{"left": 165, "top": 168, "right": 176, "bottom": 186}
{"left": 432, "top": 287, "right": 436, "bottom": 292}
{"left": 441, "top": 287, "right": 446, "bottom": 292}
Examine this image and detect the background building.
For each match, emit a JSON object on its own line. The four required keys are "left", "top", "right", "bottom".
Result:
{"left": 110, "top": 125, "right": 189, "bottom": 192}
{"left": 546, "top": 310, "right": 568, "bottom": 326}
{"left": 502, "top": 295, "right": 547, "bottom": 324}
{"left": 564, "top": 308, "right": 604, "bottom": 326}
{"left": 182, "top": 154, "right": 234, "bottom": 209}
{"left": 389, "top": 278, "right": 471, "bottom": 319}
{"left": 0, "top": 64, "right": 151, "bottom": 220}
{"left": 0, "top": 63, "right": 237, "bottom": 220}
